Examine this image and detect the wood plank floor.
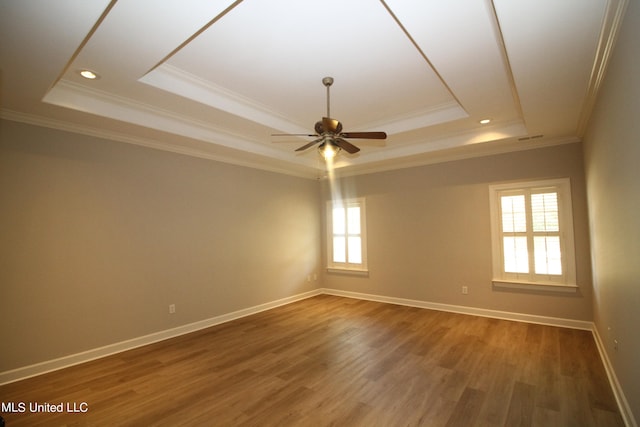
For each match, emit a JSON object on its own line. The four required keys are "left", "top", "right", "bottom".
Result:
{"left": 0, "top": 295, "right": 623, "bottom": 426}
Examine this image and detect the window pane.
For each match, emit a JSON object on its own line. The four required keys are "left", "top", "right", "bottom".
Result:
{"left": 501, "top": 195, "right": 526, "bottom": 232}
{"left": 347, "top": 207, "right": 361, "bottom": 234}
{"left": 333, "top": 236, "right": 346, "bottom": 263}
{"left": 534, "top": 236, "right": 562, "bottom": 275}
{"left": 332, "top": 207, "right": 345, "bottom": 234}
{"left": 532, "top": 192, "right": 559, "bottom": 232}
{"left": 503, "top": 236, "right": 529, "bottom": 273}
{"left": 348, "top": 236, "right": 362, "bottom": 264}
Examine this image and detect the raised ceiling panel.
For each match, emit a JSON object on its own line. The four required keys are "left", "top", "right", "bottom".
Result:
{"left": 1, "top": 0, "right": 625, "bottom": 177}
{"left": 151, "top": 0, "right": 460, "bottom": 134}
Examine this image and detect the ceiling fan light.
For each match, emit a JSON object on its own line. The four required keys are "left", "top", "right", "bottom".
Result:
{"left": 319, "top": 141, "right": 340, "bottom": 160}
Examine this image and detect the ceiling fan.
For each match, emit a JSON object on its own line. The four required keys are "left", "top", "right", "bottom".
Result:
{"left": 273, "top": 77, "right": 387, "bottom": 159}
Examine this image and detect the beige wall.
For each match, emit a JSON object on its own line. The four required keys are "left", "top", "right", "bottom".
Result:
{"left": 583, "top": 0, "right": 640, "bottom": 421}
{"left": 0, "top": 120, "right": 601, "bottom": 382}
{"left": 0, "top": 120, "right": 321, "bottom": 372}
{"left": 322, "top": 143, "right": 593, "bottom": 321}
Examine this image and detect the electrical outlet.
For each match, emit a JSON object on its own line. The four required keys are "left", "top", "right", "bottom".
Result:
{"left": 169, "top": 304, "right": 176, "bottom": 314}
{"left": 462, "top": 286, "right": 468, "bottom": 295}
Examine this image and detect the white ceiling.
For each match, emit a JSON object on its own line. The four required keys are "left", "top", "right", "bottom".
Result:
{"left": 0, "top": 0, "right": 628, "bottom": 178}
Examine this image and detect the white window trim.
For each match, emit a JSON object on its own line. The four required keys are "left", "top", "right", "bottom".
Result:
{"left": 489, "top": 178, "right": 578, "bottom": 293}
{"left": 326, "top": 197, "right": 368, "bottom": 274}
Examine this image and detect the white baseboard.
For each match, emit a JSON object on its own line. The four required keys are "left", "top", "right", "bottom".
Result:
{"left": 592, "top": 327, "right": 637, "bottom": 427}
{"left": 321, "top": 288, "right": 594, "bottom": 330}
{"left": 0, "top": 289, "right": 322, "bottom": 386}
{"left": 322, "top": 288, "right": 636, "bottom": 426}
{"left": 2, "top": 287, "right": 634, "bottom": 427}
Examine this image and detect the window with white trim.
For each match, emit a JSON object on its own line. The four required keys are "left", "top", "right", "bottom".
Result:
{"left": 327, "top": 198, "right": 368, "bottom": 273}
{"left": 489, "top": 178, "right": 577, "bottom": 291}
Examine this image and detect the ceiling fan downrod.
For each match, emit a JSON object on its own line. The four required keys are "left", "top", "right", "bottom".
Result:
{"left": 322, "top": 76, "right": 333, "bottom": 118}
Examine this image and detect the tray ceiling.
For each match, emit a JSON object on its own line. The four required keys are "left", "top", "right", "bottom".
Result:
{"left": 0, "top": 0, "right": 628, "bottom": 177}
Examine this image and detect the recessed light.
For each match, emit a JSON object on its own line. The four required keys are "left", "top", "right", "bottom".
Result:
{"left": 479, "top": 118, "right": 491, "bottom": 125}
{"left": 79, "top": 69, "right": 99, "bottom": 80}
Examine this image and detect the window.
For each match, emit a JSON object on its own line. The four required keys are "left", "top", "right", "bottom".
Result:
{"left": 489, "top": 179, "right": 577, "bottom": 292}
{"left": 327, "top": 198, "right": 368, "bottom": 273}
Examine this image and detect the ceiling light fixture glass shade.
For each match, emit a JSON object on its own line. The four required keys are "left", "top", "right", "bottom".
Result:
{"left": 318, "top": 140, "right": 341, "bottom": 160}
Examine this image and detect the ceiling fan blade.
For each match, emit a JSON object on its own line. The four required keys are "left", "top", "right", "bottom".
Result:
{"left": 334, "top": 137, "right": 360, "bottom": 154}
{"left": 295, "top": 138, "right": 323, "bottom": 152}
{"left": 341, "top": 131, "right": 387, "bottom": 139}
{"left": 322, "top": 117, "right": 342, "bottom": 134}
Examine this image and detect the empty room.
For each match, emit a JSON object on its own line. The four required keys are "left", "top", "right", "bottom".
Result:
{"left": 1, "top": 1, "right": 638, "bottom": 426}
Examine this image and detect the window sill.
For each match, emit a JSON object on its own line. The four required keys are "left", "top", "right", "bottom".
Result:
{"left": 492, "top": 280, "right": 578, "bottom": 293}
{"left": 327, "top": 267, "right": 369, "bottom": 277}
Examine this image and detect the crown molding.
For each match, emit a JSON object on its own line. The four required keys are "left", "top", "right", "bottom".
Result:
{"left": 140, "top": 63, "right": 310, "bottom": 135}
{"left": 0, "top": 109, "right": 319, "bottom": 179}
{"left": 577, "top": 0, "right": 629, "bottom": 135}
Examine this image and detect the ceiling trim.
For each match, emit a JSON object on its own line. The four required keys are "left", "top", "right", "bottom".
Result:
{"left": 487, "top": 0, "right": 526, "bottom": 125}
{"left": 145, "top": 0, "right": 245, "bottom": 75}
{"left": 357, "top": 101, "right": 467, "bottom": 135}
{"left": 43, "top": 79, "right": 314, "bottom": 165}
{"left": 47, "top": 0, "right": 117, "bottom": 94}
{"left": 0, "top": 108, "right": 319, "bottom": 179}
{"left": 1, "top": 107, "right": 581, "bottom": 180}
{"left": 380, "top": 0, "right": 465, "bottom": 110}
{"left": 576, "top": 0, "right": 629, "bottom": 135}
{"left": 140, "top": 63, "right": 310, "bottom": 134}
{"left": 328, "top": 135, "right": 582, "bottom": 179}
{"left": 329, "top": 119, "right": 528, "bottom": 171}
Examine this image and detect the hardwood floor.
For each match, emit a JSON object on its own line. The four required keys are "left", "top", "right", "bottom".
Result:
{"left": 0, "top": 295, "right": 623, "bottom": 426}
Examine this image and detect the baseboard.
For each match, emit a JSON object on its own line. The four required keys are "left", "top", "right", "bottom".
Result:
{"left": 0, "top": 287, "right": 594, "bottom": 385}
{"left": 2, "top": 287, "right": 634, "bottom": 427}
{"left": 322, "top": 288, "right": 638, "bottom": 426}
{"left": 0, "top": 289, "right": 322, "bottom": 386}
{"left": 321, "top": 288, "right": 594, "bottom": 330}
{"left": 592, "top": 326, "right": 637, "bottom": 427}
